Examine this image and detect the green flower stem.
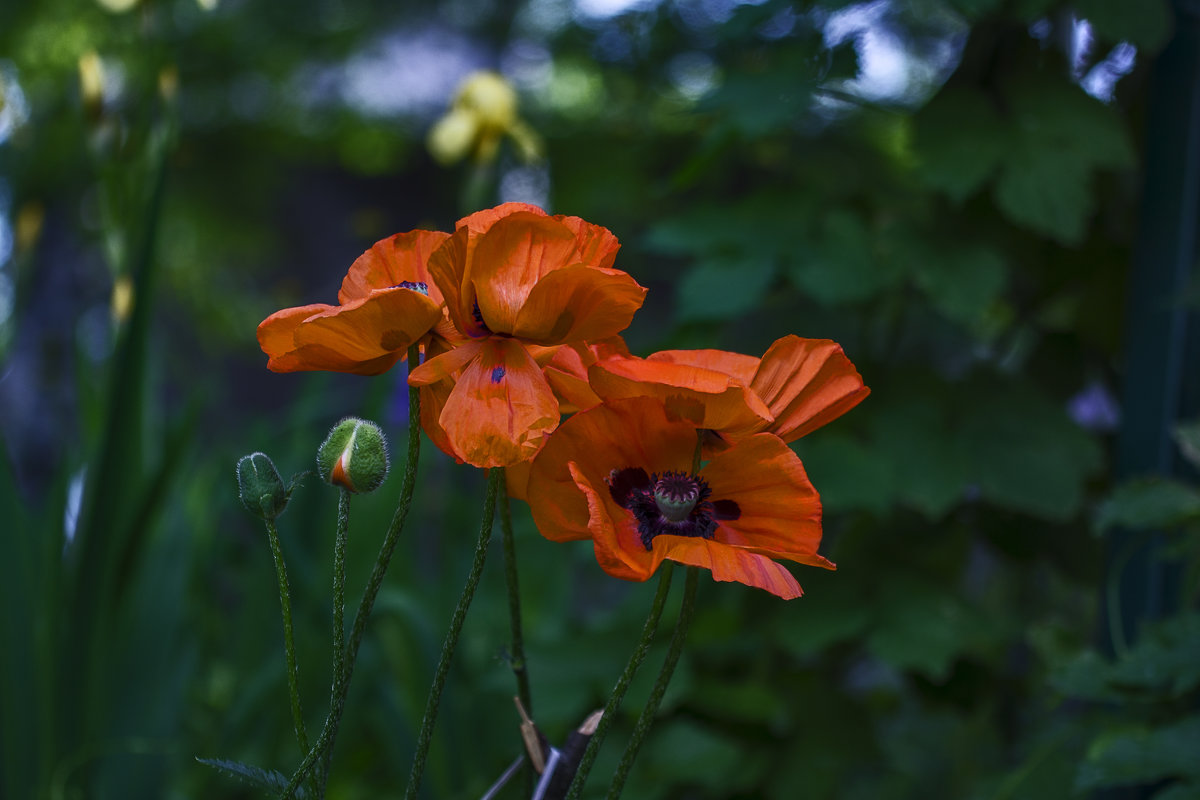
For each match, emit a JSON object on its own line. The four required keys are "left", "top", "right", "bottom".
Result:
{"left": 403, "top": 467, "right": 503, "bottom": 800}
{"left": 607, "top": 566, "right": 700, "bottom": 800}
{"left": 263, "top": 518, "right": 310, "bottom": 757}
{"left": 564, "top": 564, "right": 675, "bottom": 800}
{"left": 317, "top": 489, "right": 352, "bottom": 792}
{"left": 499, "top": 480, "right": 532, "bottom": 715}
{"left": 278, "top": 344, "right": 424, "bottom": 800}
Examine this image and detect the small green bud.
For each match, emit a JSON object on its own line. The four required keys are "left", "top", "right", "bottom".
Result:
{"left": 317, "top": 417, "right": 389, "bottom": 494}
{"left": 236, "top": 451, "right": 290, "bottom": 520}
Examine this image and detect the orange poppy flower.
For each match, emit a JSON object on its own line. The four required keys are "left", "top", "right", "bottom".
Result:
{"left": 527, "top": 396, "right": 833, "bottom": 599}
{"left": 587, "top": 335, "right": 869, "bottom": 447}
{"left": 257, "top": 229, "right": 450, "bottom": 375}
{"left": 409, "top": 203, "right": 647, "bottom": 467}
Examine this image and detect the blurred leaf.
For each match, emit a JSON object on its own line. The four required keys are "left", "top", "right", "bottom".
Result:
{"left": 1074, "top": 0, "right": 1171, "bottom": 52}
{"left": 866, "top": 575, "right": 996, "bottom": 680}
{"left": 196, "top": 757, "right": 307, "bottom": 796}
{"left": 993, "top": 74, "right": 1134, "bottom": 244}
{"left": 675, "top": 256, "right": 776, "bottom": 322}
{"left": 794, "top": 432, "right": 895, "bottom": 515}
{"left": 1174, "top": 420, "right": 1200, "bottom": 470}
{"left": 910, "top": 243, "right": 1009, "bottom": 330}
{"left": 913, "top": 87, "right": 1006, "bottom": 202}
{"left": 1095, "top": 478, "right": 1200, "bottom": 534}
{"left": 959, "top": 379, "right": 1104, "bottom": 520}
{"left": 1076, "top": 715, "right": 1200, "bottom": 791}
{"left": 1052, "top": 614, "right": 1200, "bottom": 700}
{"left": 790, "top": 210, "right": 903, "bottom": 305}
{"left": 867, "top": 385, "right": 968, "bottom": 518}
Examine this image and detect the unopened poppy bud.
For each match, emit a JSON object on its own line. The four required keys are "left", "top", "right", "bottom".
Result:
{"left": 317, "top": 418, "right": 389, "bottom": 494}
{"left": 236, "top": 452, "right": 290, "bottom": 520}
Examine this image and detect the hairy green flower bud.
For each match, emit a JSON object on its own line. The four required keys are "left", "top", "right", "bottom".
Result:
{"left": 317, "top": 417, "right": 389, "bottom": 494}
{"left": 236, "top": 451, "right": 290, "bottom": 520}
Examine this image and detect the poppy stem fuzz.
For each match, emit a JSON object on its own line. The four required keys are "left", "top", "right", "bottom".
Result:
{"left": 608, "top": 566, "right": 701, "bottom": 800}
{"left": 319, "top": 488, "right": 352, "bottom": 793}
{"left": 404, "top": 467, "right": 503, "bottom": 800}
{"left": 564, "top": 564, "right": 676, "bottom": 800}
{"left": 499, "top": 476, "right": 534, "bottom": 722}
{"left": 263, "top": 516, "right": 312, "bottom": 770}
{"left": 278, "top": 346, "right": 426, "bottom": 800}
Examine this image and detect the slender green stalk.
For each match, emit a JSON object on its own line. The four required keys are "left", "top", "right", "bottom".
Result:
{"left": 317, "top": 489, "right": 352, "bottom": 792}
{"left": 278, "top": 345, "right": 424, "bottom": 800}
{"left": 499, "top": 479, "right": 532, "bottom": 714}
{"left": 403, "top": 467, "right": 503, "bottom": 800}
{"left": 564, "top": 564, "right": 675, "bottom": 800}
{"left": 607, "top": 566, "right": 700, "bottom": 800}
{"left": 264, "top": 519, "right": 310, "bottom": 756}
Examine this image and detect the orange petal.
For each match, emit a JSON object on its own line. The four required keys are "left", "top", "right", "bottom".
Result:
{"left": 457, "top": 202, "right": 546, "bottom": 233}
{"left": 702, "top": 433, "right": 833, "bottom": 570}
{"left": 513, "top": 265, "right": 647, "bottom": 344}
{"left": 469, "top": 212, "right": 580, "bottom": 334}
{"left": 571, "top": 462, "right": 664, "bottom": 582}
{"left": 647, "top": 348, "right": 759, "bottom": 384}
{"left": 257, "top": 296, "right": 431, "bottom": 376}
{"left": 427, "top": 227, "right": 483, "bottom": 338}
{"left": 527, "top": 396, "right": 695, "bottom": 543}
{"left": 258, "top": 303, "right": 328, "bottom": 361}
{"left": 292, "top": 287, "right": 441, "bottom": 359}
{"left": 418, "top": 380, "right": 459, "bottom": 463}
{"left": 751, "top": 336, "right": 870, "bottom": 441}
{"left": 408, "top": 339, "right": 485, "bottom": 386}
{"left": 554, "top": 214, "right": 621, "bottom": 269}
{"left": 588, "top": 356, "right": 773, "bottom": 435}
{"left": 337, "top": 229, "right": 450, "bottom": 304}
{"left": 437, "top": 338, "right": 560, "bottom": 467}
{"left": 655, "top": 537, "right": 803, "bottom": 599}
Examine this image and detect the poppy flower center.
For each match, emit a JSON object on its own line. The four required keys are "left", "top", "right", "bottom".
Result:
{"left": 606, "top": 467, "right": 741, "bottom": 550}
{"left": 393, "top": 281, "right": 429, "bottom": 295}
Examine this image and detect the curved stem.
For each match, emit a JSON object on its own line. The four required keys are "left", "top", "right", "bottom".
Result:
{"left": 278, "top": 344, "right": 424, "bottom": 800}
{"left": 264, "top": 519, "right": 310, "bottom": 757}
{"left": 564, "top": 564, "right": 675, "bottom": 800}
{"left": 607, "top": 566, "right": 700, "bottom": 800}
{"left": 403, "top": 467, "right": 503, "bottom": 800}
{"left": 499, "top": 479, "right": 532, "bottom": 715}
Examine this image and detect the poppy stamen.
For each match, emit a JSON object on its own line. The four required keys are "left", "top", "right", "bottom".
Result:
{"left": 393, "top": 280, "right": 429, "bottom": 295}
{"left": 606, "top": 467, "right": 738, "bottom": 550}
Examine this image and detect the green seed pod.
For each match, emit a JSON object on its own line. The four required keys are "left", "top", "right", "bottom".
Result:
{"left": 236, "top": 451, "right": 290, "bottom": 520}
{"left": 317, "top": 417, "right": 389, "bottom": 494}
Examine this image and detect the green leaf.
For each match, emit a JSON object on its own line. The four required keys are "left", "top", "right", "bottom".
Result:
{"left": 1074, "top": 0, "right": 1172, "bottom": 52}
{"left": 866, "top": 575, "right": 996, "bottom": 680}
{"left": 913, "top": 87, "right": 1007, "bottom": 202}
{"left": 1095, "top": 478, "right": 1200, "bottom": 534}
{"left": 867, "top": 387, "right": 969, "bottom": 519}
{"left": 675, "top": 256, "right": 776, "bottom": 322}
{"left": 959, "top": 379, "right": 1104, "bottom": 521}
{"left": 993, "top": 75, "right": 1134, "bottom": 244}
{"left": 196, "top": 757, "right": 308, "bottom": 796}
{"left": 790, "top": 210, "right": 904, "bottom": 305}
{"left": 793, "top": 432, "right": 895, "bottom": 515}
{"left": 912, "top": 244, "right": 1009, "bottom": 329}
{"left": 1076, "top": 715, "right": 1200, "bottom": 791}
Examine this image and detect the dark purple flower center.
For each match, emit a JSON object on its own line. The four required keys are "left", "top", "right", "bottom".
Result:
{"left": 606, "top": 468, "right": 741, "bottom": 550}
{"left": 393, "top": 281, "right": 428, "bottom": 295}
{"left": 470, "top": 299, "right": 492, "bottom": 335}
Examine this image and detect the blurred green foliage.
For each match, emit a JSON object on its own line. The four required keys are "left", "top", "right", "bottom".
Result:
{"left": 1, "top": 0, "right": 1196, "bottom": 798}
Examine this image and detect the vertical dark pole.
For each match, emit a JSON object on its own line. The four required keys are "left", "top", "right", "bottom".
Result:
{"left": 1107, "top": 1, "right": 1200, "bottom": 653}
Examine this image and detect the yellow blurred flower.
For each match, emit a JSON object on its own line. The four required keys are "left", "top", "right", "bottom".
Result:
{"left": 428, "top": 71, "right": 541, "bottom": 166}
{"left": 78, "top": 51, "right": 105, "bottom": 116}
